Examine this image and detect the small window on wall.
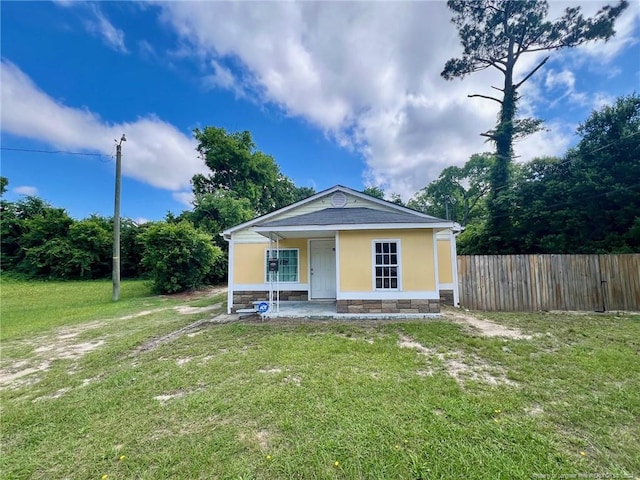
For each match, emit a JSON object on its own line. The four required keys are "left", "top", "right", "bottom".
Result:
{"left": 266, "top": 249, "right": 299, "bottom": 282}
{"left": 374, "top": 241, "right": 399, "bottom": 289}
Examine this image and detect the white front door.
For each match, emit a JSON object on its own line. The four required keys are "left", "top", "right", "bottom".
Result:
{"left": 310, "top": 239, "right": 336, "bottom": 299}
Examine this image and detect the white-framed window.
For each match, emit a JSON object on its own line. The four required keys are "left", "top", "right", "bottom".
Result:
{"left": 265, "top": 249, "right": 299, "bottom": 282}
{"left": 373, "top": 240, "right": 400, "bottom": 290}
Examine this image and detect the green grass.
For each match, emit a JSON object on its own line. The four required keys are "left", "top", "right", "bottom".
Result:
{"left": 1, "top": 282, "right": 638, "bottom": 479}
{"left": 1, "top": 278, "right": 177, "bottom": 340}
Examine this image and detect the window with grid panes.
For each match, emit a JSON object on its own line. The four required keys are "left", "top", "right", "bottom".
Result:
{"left": 374, "top": 241, "right": 399, "bottom": 289}
{"left": 266, "top": 249, "right": 299, "bottom": 282}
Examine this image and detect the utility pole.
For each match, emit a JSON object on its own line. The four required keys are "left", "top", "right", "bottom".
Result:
{"left": 113, "top": 134, "right": 126, "bottom": 301}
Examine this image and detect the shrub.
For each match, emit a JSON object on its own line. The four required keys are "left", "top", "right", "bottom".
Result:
{"left": 139, "top": 221, "right": 221, "bottom": 294}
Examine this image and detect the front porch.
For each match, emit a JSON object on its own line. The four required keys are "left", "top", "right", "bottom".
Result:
{"left": 260, "top": 300, "right": 441, "bottom": 320}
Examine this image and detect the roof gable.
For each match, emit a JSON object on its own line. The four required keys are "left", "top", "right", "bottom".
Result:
{"left": 222, "top": 185, "right": 449, "bottom": 237}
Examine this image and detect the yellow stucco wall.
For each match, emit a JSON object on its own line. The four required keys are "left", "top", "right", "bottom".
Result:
{"left": 233, "top": 243, "right": 267, "bottom": 284}
{"left": 233, "top": 239, "right": 308, "bottom": 284}
{"left": 437, "top": 238, "right": 453, "bottom": 284}
{"left": 338, "top": 229, "right": 436, "bottom": 292}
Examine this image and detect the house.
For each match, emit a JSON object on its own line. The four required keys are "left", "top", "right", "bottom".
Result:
{"left": 221, "top": 185, "right": 459, "bottom": 316}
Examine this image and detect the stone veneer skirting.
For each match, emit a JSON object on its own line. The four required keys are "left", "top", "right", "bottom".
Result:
{"left": 232, "top": 290, "right": 309, "bottom": 312}
{"left": 336, "top": 299, "right": 440, "bottom": 314}
{"left": 439, "top": 289, "right": 454, "bottom": 306}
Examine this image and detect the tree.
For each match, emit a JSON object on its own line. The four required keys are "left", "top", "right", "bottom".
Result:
{"left": 362, "top": 186, "right": 385, "bottom": 199}
{"left": 65, "top": 216, "right": 112, "bottom": 278}
{"left": 0, "top": 177, "right": 8, "bottom": 196}
{"left": 390, "top": 193, "right": 405, "bottom": 206}
{"left": 140, "top": 221, "right": 222, "bottom": 294}
{"left": 180, "top": 190, "right": 255, "bottom": 283}
{"left": 121, "top": 219, "right": 148, "bottom": 279}
{"left": 187, "top": 191, "right": 254, "bottom": 245}
{"left": 4, "top": 197, "right": 74, "bottom": 277}
{"left": 293, "top": 186, "right": 316, "bottom": 203}
{"left": 508, "top": 94, "right": 640, "bottom": 253}
{"left": 362, "top": 186, "right": 405, "bottom": 205}
{"left": 408, "top": 153, "right": 493, "bottom": 225}
{"left": 442, "top": 0, "right": 628, "bottom": 251}
{"left": 192, "top": 127, "right": 301, "bottom": 215}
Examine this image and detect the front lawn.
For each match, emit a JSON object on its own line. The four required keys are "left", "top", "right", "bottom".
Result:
{"left": 1, "top": 283, "right": 638, "bottom": 479}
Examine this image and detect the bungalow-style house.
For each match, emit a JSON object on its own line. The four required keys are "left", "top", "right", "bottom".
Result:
{"left": 221, "top": 185, "right": 459, "bottom": 316}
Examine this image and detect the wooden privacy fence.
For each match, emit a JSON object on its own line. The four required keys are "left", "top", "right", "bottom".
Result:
{"left": 458, "top": 254, "right": 640, "bottom": 312}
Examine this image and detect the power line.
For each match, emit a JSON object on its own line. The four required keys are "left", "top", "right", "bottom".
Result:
{"left": 0, "top": 147, "right": 111, "bottom": 158}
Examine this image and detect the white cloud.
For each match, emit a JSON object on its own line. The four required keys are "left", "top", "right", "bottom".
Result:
{"left": 155, "top": 1, "right": 502, "bottom": 198}
{"left": 134, "top": 217, "right": 150, "bottom": 225}
{"left": 172, "top": 191, "right": 194, "bottom": 208}
{"left": 154, "top": 1, "right": 635, "bottom": 198}
{"left": 13, "top": 186, "right": 38, "bottom": 196}
{"left": 545, "top": 70, "right": 576, "bottom": 92}
{"left": 202, "top": 60, "right": 245, "bottom": 98}
{"left": 515, "top": 122, "right": 576, "bottom": 163}
{"left": 138, "top": 39, "right": 157, "bottom": 60}
{"left": 85, "top": 4, "right": 129, "bottom": 54}
{"left": 0, "top": 60, "right": 205, "bottom": 192}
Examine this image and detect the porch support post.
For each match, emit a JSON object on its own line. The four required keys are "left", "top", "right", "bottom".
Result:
{"left": 269, "top": 232, "right": 274, "bottom": 310}
{"left": 335, "top": 231, "right": 340, "bottom": 300}
{"left": 227, "top": 233, "right": 234, "bottom": 314}
{"left": 276, "top": 235, "right": 280, "bottom": 313}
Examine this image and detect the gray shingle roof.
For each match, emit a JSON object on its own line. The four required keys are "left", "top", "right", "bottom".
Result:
{"left": 257, "top": 207, "right": 445, "bottom": 228}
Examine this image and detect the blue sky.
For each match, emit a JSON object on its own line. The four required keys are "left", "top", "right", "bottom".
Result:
{"left": 1, "top": 1, "right": 638, "bottom": 222}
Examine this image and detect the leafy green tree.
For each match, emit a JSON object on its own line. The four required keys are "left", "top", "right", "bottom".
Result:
{"left": 1, "top": 200, "right": 21, "bottom": 270}
{"left": 362, "top": 186, "right": 386, "bottom": 199}
{"left": 362, "top": 186, "right": 405, "bottom": 205}
{"left": 390, "top": 193, "right": 405, "bottom": 206}
{"left": 506, "top": 156, "right": 568, "bottom": 252}
{"left": 442, "top": 0, "right": 628, "bottom": 251}
{"left": 509, "top": 94, "right": 640, "bottom": 253}
{"left": 187, "top": 191, "right": 254, "bottom": 245}
{"left": 182, "top": 191, "right": 255, "bottom": 283}
{"left": 121, "top": 219, "right": 148, "bottom": 279}
{"left": 8, "top": 198, "right": 74, "bottom": 276}
{"left": 140, "top": 221, "right": 222, "bottom": 293}
{"left": 192, "top": 127, "right": 301, "bottom": 215}
{"left": 65, "top": 216, "right": 112, "bottom": 278}
{"left": 408, "top": 153, "right": 493, "bottom": 225}
{"left": 0, "top": 177, "right": 8, "bottom": 196}
{"left": 293, "top": 186, "right": 316, "bottom": 202}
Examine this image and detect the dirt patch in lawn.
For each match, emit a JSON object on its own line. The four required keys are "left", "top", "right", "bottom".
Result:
{"left": 154, "top": 385, "right": 207, "bottom": 405}
{"left": 175, "top": 303, "right": 222, "bottom": 315}
{"left": 1, "top": 289, "right": 229, "bottom": 389}
{"left": 120, "top": 308, "right": 169, "bottom": 320}
{"left": 239, "top": 429, "right": 273, "bottom": 451}
{"left": 163, "top": 286, "right": 227, "bottom": 301}
{"left": 133, "top": 313, "right": 238, "bottom": 355}
{"left": 442, "top": 309, "right": 532, "bottom": 340}
{"left": 398, "top": 333, "right": 517, "bottom": 387}
{"left": 0, "top": 323, "right": 107, "bottom": 389}
{"left": 32, "top": 387, "right": 71, "bottom": 402}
